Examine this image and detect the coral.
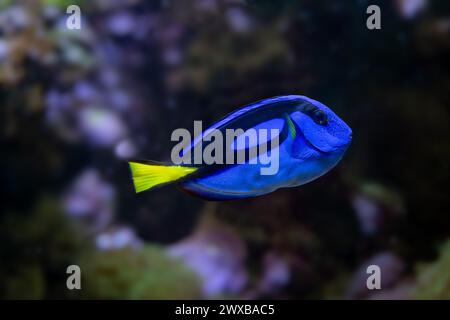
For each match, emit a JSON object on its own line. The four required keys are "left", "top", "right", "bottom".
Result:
{"left": 95, "top": 225, "right": 143, "bottom": 250}
{"left": 0, "top": 197, "right": 87, "bottom": 299}
{"left": 62, "top": 169, "right": 115, "bottom": 233}
{"left": 167, "top": 211, "right": 248, "bottom": 297}
{"left": 80, "top": 246, "right": 202, "bottom": 299}
{"left": 412, "top": 239, "right": 450, "bottom": 300}
{"left": 351, "top": 182, "right": 404, "bottom": 235}
{"left": 346, "top": 251, "right": 405, "bottom": 299}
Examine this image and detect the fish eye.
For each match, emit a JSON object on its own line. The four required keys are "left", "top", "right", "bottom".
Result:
{"left": 313, "top": 110, "right": 328, "bottom": 125}
{"left": 299, "top": 103, "right": 329, "bottom": 125}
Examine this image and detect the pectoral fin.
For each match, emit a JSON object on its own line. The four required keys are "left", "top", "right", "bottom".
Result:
{"left": 284, "top": 113, "right": 297, "bottom": 140}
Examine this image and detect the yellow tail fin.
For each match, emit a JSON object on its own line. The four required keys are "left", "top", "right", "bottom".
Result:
{"left": 129, "top": 161, "right": 198, "bottom": 193}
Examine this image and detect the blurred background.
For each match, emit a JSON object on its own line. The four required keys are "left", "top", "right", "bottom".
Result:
{"left": 1, "top": 0, "right": 449, "bottom": 299}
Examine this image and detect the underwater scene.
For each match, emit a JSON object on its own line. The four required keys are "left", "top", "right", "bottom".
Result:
{"left": 0, "top": 0, "right": 449, "bottom": 300}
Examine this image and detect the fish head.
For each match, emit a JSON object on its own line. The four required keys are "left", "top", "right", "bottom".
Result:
{"left": 290, "top": 96, "right": 353, "bottom": 155}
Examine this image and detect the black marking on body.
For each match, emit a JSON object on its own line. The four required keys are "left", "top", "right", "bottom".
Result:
{"left": 179, "top": 97, "right": 318, "bottom": 180}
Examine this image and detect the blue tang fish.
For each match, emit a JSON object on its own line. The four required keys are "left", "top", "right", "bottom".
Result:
{"left": 129, "top": 95, "right": 352, "bottom": 200}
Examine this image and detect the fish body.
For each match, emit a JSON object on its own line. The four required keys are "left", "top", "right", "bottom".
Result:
{"left": 129, "top": 95, "right": 352, "bottom": 200}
